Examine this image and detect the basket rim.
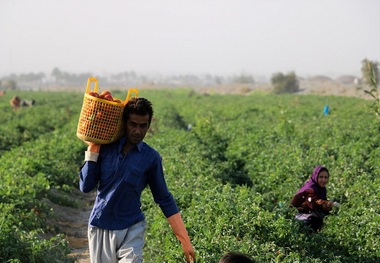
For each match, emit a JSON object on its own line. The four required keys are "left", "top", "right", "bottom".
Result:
{"left": 84, "top": 93, "right": 125, "bottom": 106}
{"left": 76, "top": 132, "right": 122, "bottom": 144}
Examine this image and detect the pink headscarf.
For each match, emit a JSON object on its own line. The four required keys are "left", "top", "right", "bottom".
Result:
{"left": 296, "top": 166, "right": 328, "bottom": 200}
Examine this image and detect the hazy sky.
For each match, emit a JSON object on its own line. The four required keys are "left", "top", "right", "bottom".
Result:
{"left": 1, "top": 0, "right": 379, "bottom": 78}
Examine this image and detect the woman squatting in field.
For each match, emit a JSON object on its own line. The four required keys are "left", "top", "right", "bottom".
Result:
{"left": 290, "top": 166, "right": 340, "bottom": 232}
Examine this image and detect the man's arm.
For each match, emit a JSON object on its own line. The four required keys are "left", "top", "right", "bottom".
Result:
{"left": 79, "top": 143, "right": 101, "bottom": 193}
{"left": 167, "top": 212, "right": 196, "bottom": 263}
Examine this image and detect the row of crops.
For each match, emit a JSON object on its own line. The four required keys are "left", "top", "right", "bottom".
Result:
{"left": 1, "top": 88, "right": 380, "bottom": 262}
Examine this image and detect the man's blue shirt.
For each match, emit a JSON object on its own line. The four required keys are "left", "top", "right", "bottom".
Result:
{"left": 79, "top": 137, "right": 179, "bottom": 230}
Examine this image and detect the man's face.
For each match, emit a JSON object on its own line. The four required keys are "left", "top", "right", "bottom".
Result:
{"left": 125, "top": 113, "right": 150, "bottom": 145}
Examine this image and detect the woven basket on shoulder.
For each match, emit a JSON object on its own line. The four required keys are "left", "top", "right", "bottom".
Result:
{"left": 76, "top": 77, "right": 138, "bottom": 144}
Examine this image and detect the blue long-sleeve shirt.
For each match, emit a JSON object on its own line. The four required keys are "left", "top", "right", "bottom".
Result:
{"left": 79, "top": 137, "right": 179, "bottom": 230}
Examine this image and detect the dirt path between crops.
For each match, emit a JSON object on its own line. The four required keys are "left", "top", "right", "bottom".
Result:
{"left": 46, "top": 189, "right": 94, "bottom": 263}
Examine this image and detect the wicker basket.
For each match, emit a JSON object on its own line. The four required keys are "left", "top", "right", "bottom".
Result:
{"left": 76, "top": 77, "right": 138, "bottom": 144}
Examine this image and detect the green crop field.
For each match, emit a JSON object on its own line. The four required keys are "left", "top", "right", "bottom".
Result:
{"left": 1, "top": 88, "right": 380, "bottom": 263}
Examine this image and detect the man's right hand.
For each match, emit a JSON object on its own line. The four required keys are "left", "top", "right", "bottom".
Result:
{"left": 85, "top": 141, "right": 101, "bottom": 153}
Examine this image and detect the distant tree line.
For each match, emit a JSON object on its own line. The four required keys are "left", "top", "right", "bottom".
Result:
{"left": 1, "top": 59, "right": 378, "bottom": 93}
{"left": 0, "top": 67, "right": 255, "bottom": 91}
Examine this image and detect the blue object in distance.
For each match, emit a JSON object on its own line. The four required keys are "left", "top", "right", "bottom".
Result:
{"left": 323, "top": 105, "right": 329, "bottom": 115}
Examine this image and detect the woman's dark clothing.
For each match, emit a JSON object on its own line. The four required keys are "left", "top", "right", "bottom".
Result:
{"left": 291, "top": 166, "right": 333, "bottom": 232}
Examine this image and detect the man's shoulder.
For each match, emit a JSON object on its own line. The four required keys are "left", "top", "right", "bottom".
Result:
{"left": 101, "top": 140, "right": 120, "bottom": 151}
{"left": 141, "top": 142, "right": 160, "bottom": 156}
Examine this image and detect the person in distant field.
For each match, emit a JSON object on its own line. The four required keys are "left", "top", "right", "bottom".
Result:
{"left": 219, "top": 252, "right": 255, "bottom": 263}
{"left": 290, "top": 166, "right": 340, "bottom": 232}
{"left": 79, "top": 97, "right": 195, "bottom": 263}
{"left": 21, "top": 99, "right": 35, "bottom": 107}
{"left": 10, "top": 95, "right": 21, "bottom": 110}
{"left": 10, "top": 96, "right": 35, "bottom": 110}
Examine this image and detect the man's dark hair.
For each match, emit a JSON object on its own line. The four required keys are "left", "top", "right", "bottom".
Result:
{"left": 219, "top": 252, "right": 255, "bottom": 263}
{"left": 123, "top": 98, "right": 154, "bottom": 124}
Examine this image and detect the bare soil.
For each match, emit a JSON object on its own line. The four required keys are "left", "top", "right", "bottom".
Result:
{"left": 46, "top": 189, "right": 95, "bottom": 263}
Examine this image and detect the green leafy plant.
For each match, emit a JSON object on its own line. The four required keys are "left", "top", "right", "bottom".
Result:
{"left": 361, "top": 60, "right": 380, "bottom": 118}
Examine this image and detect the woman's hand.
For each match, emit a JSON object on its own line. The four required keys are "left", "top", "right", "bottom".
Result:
{"left": 315, "top": 199, "right": 335, "bottom": 211}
